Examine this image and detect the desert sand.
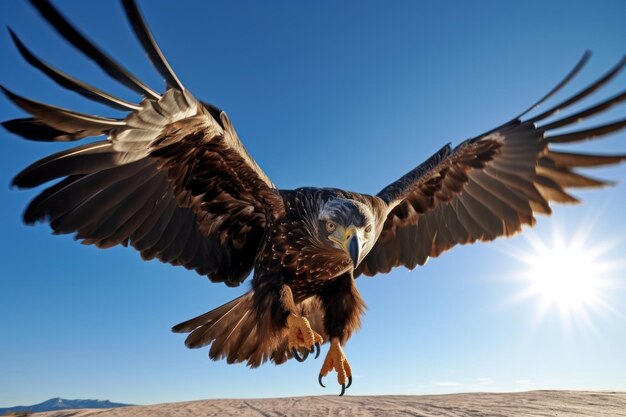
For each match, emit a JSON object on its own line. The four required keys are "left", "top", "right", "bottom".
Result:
{"left": 31, "top": 391, "right": 626, "bottom": 417}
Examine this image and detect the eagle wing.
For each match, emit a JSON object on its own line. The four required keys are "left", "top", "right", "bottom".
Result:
{"left": 3, "top": 0, "right": 281, "bottom": 286}
{"left": 357, "top": 53, "right": 626, "bottom": 277}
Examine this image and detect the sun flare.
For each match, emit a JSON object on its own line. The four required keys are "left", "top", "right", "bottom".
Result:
{"left": 505, "top": 220, "right": 622, "bottom": 329}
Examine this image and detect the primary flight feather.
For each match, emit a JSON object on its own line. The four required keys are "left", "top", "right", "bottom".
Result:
{"left": 3, "top": 0, "right": 625, "bottom": 396}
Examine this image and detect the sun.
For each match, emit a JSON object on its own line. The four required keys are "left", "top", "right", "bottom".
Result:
{"left": 523, "top": 236, "right": 603, "bottom": 314}
{"left": 504, "top": 220, "right": 621, "bottom": 329}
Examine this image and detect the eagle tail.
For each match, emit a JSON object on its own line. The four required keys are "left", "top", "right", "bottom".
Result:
{"left": 172, "top": 291, "right": 291, "bottom": 367}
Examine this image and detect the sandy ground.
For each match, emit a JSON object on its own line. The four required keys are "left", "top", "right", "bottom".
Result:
{"left": 32, "top": 391, "right": 626, "bottom": 417}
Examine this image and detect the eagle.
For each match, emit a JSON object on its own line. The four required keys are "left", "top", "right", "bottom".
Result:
{"left": 3, "top": 0, "right": 625, "bottom": 396}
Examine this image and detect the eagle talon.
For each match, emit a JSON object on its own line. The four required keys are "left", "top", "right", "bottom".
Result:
{"left": 319, "top": 338, "right": 352, "bottom": 396}
{"left": 291, "top": 347, "right": 306, "bottom": 362}
{"left": 287, "top": 315, "right": 323, "bottom": 362}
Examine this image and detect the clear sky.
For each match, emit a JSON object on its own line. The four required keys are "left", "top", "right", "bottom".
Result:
{"left": 1, "top": 0, "right": 625, "bottom": 407}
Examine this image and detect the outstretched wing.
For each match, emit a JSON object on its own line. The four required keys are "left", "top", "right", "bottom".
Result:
{"left": 357, "top": 53, "right": 626, "bottom": 277}
{"left": 2, "top": 0, "right": 281, "bottom": 287}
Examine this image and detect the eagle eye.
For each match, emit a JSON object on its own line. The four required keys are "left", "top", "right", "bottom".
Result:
{"left": 326, "top": 221, "right": 336, "bottom": 233}
{"left": 364, "top": 224, "right": 372, "bottom": 234}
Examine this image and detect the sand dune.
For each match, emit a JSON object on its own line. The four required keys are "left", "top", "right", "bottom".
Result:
{"left": 32, "top": 391, "right": 626, "bottom": 417}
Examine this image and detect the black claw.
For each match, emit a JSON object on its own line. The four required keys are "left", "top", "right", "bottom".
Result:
{"left": 309, "top": 345, "right": 315, "bottom": 354}
{"left": 339, "top": 383, "right": 346, "bottom": 396}
{"left": 314, "top": 342, "right": 321, "bottom": 359}
{"left": 346, "top": 376, "right": 352, "bottom": 389}
{"left": 318, "top": 374, "right": 326, "bottom": 388}
{"left": 291, "top": 347, "right": 305, "bottom": 362}
{"left": 301, "top": 349, "right": 309, "bottom": 361}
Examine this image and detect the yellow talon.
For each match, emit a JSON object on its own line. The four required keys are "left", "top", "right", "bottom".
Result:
{"left": 319, "top": 338, "right": 352, "bottom": 395}
{"left": 286, "top": 314, "right": 323, "bottom": 361}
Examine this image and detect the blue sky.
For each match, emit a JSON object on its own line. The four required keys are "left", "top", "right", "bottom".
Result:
{"left": 1, "top": 0, "right": 625, "bottom": 407}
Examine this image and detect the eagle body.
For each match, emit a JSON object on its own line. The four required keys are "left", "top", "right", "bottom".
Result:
{"left": 175, "top": 187, "right": 385, "bottom": 367}
{"left": 3, "top": 0, "right": 626, "bottom": 396}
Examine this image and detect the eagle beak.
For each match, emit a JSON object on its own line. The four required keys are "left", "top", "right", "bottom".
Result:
{"left": 348, "top": 234, "right": 360, "bottom": 268}
{"left": 329, "top": 226, "right": 361, "bottom": 267}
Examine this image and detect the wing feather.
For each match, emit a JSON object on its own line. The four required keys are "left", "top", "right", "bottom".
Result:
{"left": 525, "top": 56, "right": 626, "bottom": 124}
{"left": 1, "top": 117, "right": 82, "bottom": 142}
{"left": 545, "top": 150, "right": 626, "bottom": 168}
{"left": 120, "top": 0, "right": 184, "bottom": 91}
{"left": 30, "top": 0, "right": 161, "bottom": 99}
{"left": 8, "top": 28, "right": 140, "bottom": 111}
{"left": 1, "top": 86, "right": 125, "bottom": 134}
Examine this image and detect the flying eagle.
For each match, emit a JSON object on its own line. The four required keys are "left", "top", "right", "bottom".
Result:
{"left": 3, "top": 0, "right": 626, "bottom": 396}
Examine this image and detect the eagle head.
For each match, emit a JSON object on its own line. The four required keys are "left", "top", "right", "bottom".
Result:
{"left": 318, "top": 198, "right": 375, "bottom": 268}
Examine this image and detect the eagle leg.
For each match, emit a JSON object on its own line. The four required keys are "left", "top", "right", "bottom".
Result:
{"left": 286, "top": 314, "right": 323, "bottom": 362}
{"left": 318, "top": 337, "right": 353, "bottom": 396}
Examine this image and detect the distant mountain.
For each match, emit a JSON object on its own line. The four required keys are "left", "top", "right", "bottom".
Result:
{"left": 0, "top": 397, "right": 133, "bottom": 414}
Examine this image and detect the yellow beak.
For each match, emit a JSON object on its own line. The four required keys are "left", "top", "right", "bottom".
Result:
{"left": 330, "top": 226, "right": 360, "bottom": 267}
